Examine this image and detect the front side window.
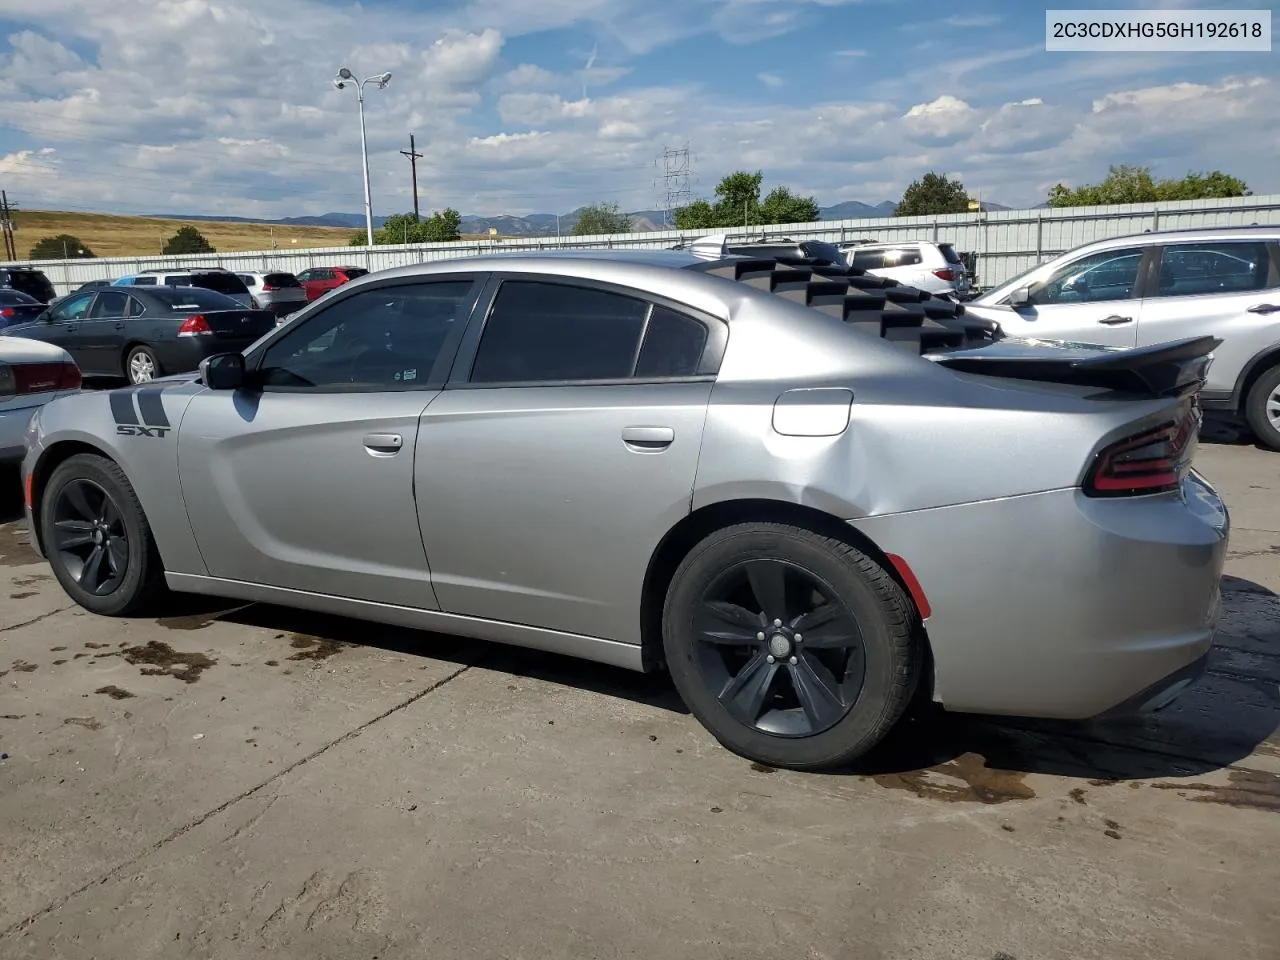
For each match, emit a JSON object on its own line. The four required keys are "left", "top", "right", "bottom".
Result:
{"left": 258, "top": 280, "right": 476, "bottom": 389}
{"left": 468, "top": 281, "right": 709, "bottom": 384}
{"left": 50, "top": 293, "right": 94, "bottom": 321}
{"left": 1154, "top": 241, "right": 1274, "bottom": 298}
{"left": 1030, "top": 247, "right": 1145, "bottom": 305}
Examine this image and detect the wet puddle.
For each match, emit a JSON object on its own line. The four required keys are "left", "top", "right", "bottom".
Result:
{"left": 870, "top": 752, "right": 1036, "bottom": 804}
{"left": 120, "top": 641, "right": 216, "bottom": 683}
{"left": 1152, "top": 768, "right": 1280, "bottom": 813}
{"left": 286, "top": 634, "right": 347, "bottom": 662}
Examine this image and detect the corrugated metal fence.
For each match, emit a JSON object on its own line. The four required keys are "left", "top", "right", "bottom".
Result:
{"left": 9, "top": 194, "right": 1280, "bottom": 297}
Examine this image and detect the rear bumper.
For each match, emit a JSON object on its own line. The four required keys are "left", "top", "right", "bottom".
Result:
{"left": 0, "top": 393, "right": 67, "bottom": 463}
{"left": 153, "top": 337, "right": 260, "bottom": 376}
{"left": 849, "top": 471, "right": 1229, "bottom": 720}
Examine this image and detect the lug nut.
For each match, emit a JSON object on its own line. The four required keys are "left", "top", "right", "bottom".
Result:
{"left": 756, "top": 632, "right": 765, "bottom": 641}
{"left": 794, "top": 633, "right": 803, "bottom": 642}
{"left": 789, "top": 656, "right": 798, "bottom": 665}
{"left": 766, "top": 655, "right": 776, "bottom": 664}
{"left": 773, "top": 619, "right": 782, "bottom": 627}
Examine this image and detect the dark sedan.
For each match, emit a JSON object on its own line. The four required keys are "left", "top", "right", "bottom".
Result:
{"left": 4, "top": 285, "right": 276, "bottom": 384}
{"left": 0, "top": 289, "right": 48, "bottom": 327}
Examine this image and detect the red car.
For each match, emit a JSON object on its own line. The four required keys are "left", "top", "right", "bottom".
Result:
{"left": 295, "top": 265, "right": 369, "bottom": 302}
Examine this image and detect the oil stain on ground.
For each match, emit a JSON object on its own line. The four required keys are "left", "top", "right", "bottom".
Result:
{"left": 1153, "top": 768, "right": 1280, "bottom": 813}
{"left": 64, "top": 717, "right": 104, "bottom": 731}
{"left": 121, "top": 641, "right": 216, "bottom": 683}
{"left": 156, "top": 612, "right": 219, "bottom": 631}
{"left": 12, "top": 574, "right": 50, "bottom": 587}
{"left": 95, "top": 685, "right": 135, "bottom": 700}
{"left": 870, "top": 752, "right": 1036, "bottom": 804}
{"left": 286, "top": 634, "right": 347, "bottom": 662}
{"left": 0, "top": 523, "right": 39, "bottom": 566}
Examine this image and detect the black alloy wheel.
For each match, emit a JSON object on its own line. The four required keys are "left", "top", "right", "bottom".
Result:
{"left": 50, "top": 478, "right": 130, "bottom": 596}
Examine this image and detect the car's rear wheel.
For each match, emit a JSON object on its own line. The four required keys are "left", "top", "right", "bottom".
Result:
{"left": 662, "top": 522, "right": 920, "bottom": 770}
{"left": 1244, "top": 365, "right": 1280, "bottom": 452}
{"left": 126, "top": 345, "right": 161, "bottom": 384}
{"left": 41, "top": 454, "right": 165, "bottom": 616}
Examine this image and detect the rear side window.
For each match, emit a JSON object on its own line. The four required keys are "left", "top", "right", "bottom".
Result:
{"left": 342, "top": 268, "right": 369, "bottom": 280}
{"left": 190, "top": 272, "right": 249, "bottom": 295}
{"left": 469, "top": 281, "right": 708, "bottom": 384}
{"left": 938, "top": 243, "right": 964, "bottom": 265}
{"left": 862, "top": 247, "right": 923, "bottom": 268}
{"left": 850, "top": 249, "right": 886, "bottom": 269}
{"left": 238, "top": 274, "right": 258, "bottom": 288}
{"left": 1154, "top": 241, "right": 1276, "bottom": 298}
{"left": 264, "top": 273, "right": 301, "bottom": 288}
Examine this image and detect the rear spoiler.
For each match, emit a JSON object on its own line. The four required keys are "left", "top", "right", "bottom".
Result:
{"left": 928, "top": 335, "right": 1220, "bottom": 399}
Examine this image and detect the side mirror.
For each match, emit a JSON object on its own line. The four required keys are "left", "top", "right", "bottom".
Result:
{"left": 1008, "top": 286, "right": 1031, "bottom": 308}
{"left": 200, "top": 352, "right": 246, "bottom": 390}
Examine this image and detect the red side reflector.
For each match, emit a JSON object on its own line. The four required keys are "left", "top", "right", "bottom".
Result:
{"left": 23, "top": 470, "right": 33, "bottom": 510}
{"left": 886, "top": 553, "right": 931, "bottom": 620}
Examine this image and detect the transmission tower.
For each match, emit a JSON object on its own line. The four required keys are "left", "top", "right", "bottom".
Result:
{"left": 655, "top": 144, "right": 693, "bottom": 228}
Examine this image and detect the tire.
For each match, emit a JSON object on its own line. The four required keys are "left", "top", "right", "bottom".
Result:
{"left": 1244, "top": 365, "right": 1280, "bottom": 452}
{"left": 126, "top": 345, "right": 161, "bottom": 384}
{"left": 662, "top": 522, "right": 920, "bottom": 771}
{"left": 40, "top": 453, "right": 165, "bottom": 616}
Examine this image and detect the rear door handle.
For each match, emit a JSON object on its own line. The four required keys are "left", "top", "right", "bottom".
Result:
{"left": 622, "top": 426, "right": 674, "bottom": 451}
{"left": 1247, "top": 303, "right": 1280, "bottom": 315}
{"left": 363, "top": 432, "right": 403, "bottom": 456}
{"left": 1097, "top": 315, "right": 1133, "bottom": 325}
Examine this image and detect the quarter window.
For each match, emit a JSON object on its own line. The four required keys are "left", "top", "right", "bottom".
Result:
{"left": 1154, "top": 242, "right": 1274, "bottom": 298}
{"left": 258, "top": 281, "right": 476, "bottom": 390}
{"left": 468, "top": 281, "right": 709, "bottom": 384}
{"left": 1030, "top": 247, "right": 1145, "bottom": 305}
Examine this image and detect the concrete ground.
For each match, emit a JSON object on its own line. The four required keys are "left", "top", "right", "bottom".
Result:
{"left": 1, "top": 436, "right": 1277, "bottom": 960}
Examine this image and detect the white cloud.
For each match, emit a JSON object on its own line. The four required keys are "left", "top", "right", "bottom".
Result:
{"left": 757, "top": 72, "right": 785, "bottom": 89}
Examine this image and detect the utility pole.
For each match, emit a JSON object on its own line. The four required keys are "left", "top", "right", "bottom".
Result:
{"left": 0, "top": 191, "right": 15, "bottom": 261}
{"left": 400, "top": 133, "right": 423, "bottom": 221}
{"left": 654, "top": 144, "right": 693, "bottom": 228}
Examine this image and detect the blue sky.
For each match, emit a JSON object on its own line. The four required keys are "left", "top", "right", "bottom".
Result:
{"left": 0, "top": 0, "right": 1274, "bottom": 220}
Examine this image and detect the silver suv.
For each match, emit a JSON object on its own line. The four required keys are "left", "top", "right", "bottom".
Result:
{"left": 966, "top": 226, "right": 1280, "bottom": 448}
{"left": 235, "top": 271, "right": 308, "bottom": 322}
{"left": 840, "top": 241, "right": 971, "bottom": 299}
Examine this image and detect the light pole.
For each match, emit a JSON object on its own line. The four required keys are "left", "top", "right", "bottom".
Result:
{"left": 333, "top": 66, "right": 392, "bottom": 246}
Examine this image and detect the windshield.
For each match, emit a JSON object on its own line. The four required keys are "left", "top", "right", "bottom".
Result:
{"left": 146, "top": 286, "right": 245, "bottom": 310}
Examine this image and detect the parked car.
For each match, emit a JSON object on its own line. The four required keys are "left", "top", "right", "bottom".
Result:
{"left": 4, "top": 285, "right": 275, "bottom": 384}
{"left": 295, "top": 265, "right": 369, "bottom": 301}
{"left": 19, "top": 249, "right": 1226, "bottom": 770}
{"left": 235, "top": 271, "right": 309, "bottom": 321}
{"left": 0, "top": 266, "right": 56, "bottom": 303}
{"left": 964, "top": 226, "right": 1280, "bottom": 448}
{"left": 0, "top": 290, "right": 49, "bottom": 326}
{"left": 74, "top": 279, "right": 114, "bottom": 293}
{"left": 673, "top": 235, "right": 849, "bottom": 267}
{"left": 839, "top": 241, "right": 971, "bottom": 299}
{"left": 112, "top": 268, "right": 254, "bottom": 308}
{"left": 0, "top": 336, "right": 81, "bottom": 463}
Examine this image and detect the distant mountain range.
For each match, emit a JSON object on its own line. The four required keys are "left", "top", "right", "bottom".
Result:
{"left": 154, "top": 198, "right": 1014, "bottom": 237}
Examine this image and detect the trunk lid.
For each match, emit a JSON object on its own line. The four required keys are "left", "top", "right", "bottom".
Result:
{"left": 198, "top": 309, "right": 277, "bottom": 341}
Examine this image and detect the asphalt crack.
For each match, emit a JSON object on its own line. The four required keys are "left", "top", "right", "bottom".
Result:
{"left": 0, "top": 604, "right": 75, "bottom": 636}
{"left": 0, "top": 652, "right": 486, "bottom": 940}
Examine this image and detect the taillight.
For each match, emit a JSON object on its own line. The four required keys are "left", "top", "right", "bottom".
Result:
{"left": 261, "top": 282, "right": 277, "bottom": 292}
{"left": 933, "top": 269, "right": 957, "bottom": 281}
{"left": 0, "top": 307, "right": 14, "bottom": 319}
{"left": 178, "top": 314, "right": 213, "bottom": 337}
{"left": 0, "top": 360, "right": 81, "bottom": 396}
{"left": 1084, "top": 411, "right": 1198, "bottom": 497}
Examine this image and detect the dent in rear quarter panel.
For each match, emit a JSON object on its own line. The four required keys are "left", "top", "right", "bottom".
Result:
{"left": 32, "top": 383, "right": 207, "bottom": 576}
{"left": 848, "top": 482, "right": 1228, "bottom": 719}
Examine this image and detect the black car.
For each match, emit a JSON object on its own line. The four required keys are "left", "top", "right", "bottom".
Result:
{"left": 74, "top": 279, "right": 113, "bottom": 293}
{"left": 0, "top": 289, "right": 48, "bottom": 327}
{"left": 0, "top": 266, "right": 56, "bottom": 303}
{"left": 4, "top": 285, "right": 276, "bottom": 384}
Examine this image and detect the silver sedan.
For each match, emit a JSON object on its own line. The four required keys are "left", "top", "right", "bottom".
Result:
{"left": 21, "top": 249, "right": 1228, "bottom": 769}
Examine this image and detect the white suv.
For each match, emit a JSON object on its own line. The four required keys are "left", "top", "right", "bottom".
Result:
{"left": 839, "top": 241, "right": 971, "bottom": 299}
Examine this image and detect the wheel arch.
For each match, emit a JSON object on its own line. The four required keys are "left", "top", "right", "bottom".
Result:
{"left": 1233, "top": 343, "right": 1280, "bottom": 412}
{"left": 639, "top": 498, "right": 935, "bottom": 700}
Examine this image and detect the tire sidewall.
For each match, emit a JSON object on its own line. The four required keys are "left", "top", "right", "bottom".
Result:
{"left": 1246, "top": 366, "right": 1280, "bottom": 451}
{"left": 41, "top": 455, "right": 150, "bottom": 615}
{"left": 662, "top": 526, "right": 912, "bottom": 769}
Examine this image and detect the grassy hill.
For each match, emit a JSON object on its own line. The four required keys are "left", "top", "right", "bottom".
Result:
{"left": 9, "top": 210, "right": 357, "bottom": 260}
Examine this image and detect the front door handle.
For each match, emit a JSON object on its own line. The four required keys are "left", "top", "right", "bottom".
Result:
{"left": 1097, "top": 315, "right": 1133, "bottom": 325}
{"left": 622, "top": 426, "right": 674, "bottom": 451}
{"left": 363, "top": 432, "right": 403, "bottom": 456}
{"left": 1247, "top": 303, "right": 1280, "bottom": 315}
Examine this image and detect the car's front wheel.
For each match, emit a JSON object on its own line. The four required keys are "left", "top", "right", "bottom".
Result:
{"left": 662, "top": 522, "right": 921, "bottom": 770}
{"left": 1244, "top": 365, "right": 1280, "bottom": 452}
{"left": 126, "top": 345, "right": 161, "bottom": 384}
{"left": 40, "top": 453, "right": 165, "bottom": 616}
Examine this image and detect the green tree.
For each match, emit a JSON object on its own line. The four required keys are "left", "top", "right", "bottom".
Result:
{"left": 894, "top": 172, "right": 971, "bottom": 217}
{"left": 571, "top": 202, "right": 633, "bottom": 235}
{"left": 420, "top": 207, "right": 462, "bottom": 242}
{"left": 29, "top": 234, "right": 95, "bottom": 259}
{"left": 366, "top": 208, "right": 463, "bottom": 245}
{"left": 162, "top": 225, "right": 215, "bottom": 255}
{"left": 1047, "top": 165, "right": 1249, "bottom": 207}
{"left": 673, "top": 170, "right": 821, "bottom": 229}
